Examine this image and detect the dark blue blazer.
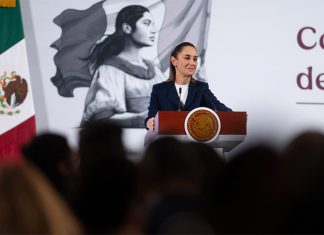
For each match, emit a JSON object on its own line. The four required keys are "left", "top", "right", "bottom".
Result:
{"left": 146, "top": 80, "right": 232, "bottom": 126}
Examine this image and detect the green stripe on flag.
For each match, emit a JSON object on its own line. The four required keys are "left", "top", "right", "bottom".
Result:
{"left": 0, "top": 0, "right": 23, "bottom": 54}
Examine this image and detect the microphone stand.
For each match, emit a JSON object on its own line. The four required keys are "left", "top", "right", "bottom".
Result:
{"left": 178, "top": 87, "right": 182, "bottom": 111}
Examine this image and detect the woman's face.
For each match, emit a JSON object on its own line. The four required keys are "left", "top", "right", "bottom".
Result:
{"left": 172, "top": 46, "right": 198, "bottom": 77}
{"left": 131, "top": 12, "right": 156, "bottom": 47}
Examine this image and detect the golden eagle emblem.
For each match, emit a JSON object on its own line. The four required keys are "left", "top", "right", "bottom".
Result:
{"left": 185, "top": 107, "right": 221, "bottom": 143}
{"left": 0, "top": 71, "right": 28, "bottom": 115}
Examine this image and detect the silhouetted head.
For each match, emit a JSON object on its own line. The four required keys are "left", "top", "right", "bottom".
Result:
{"left": 139, "top": 137, "right": 200, "bottom": 197}
{"left": 21, "top": 133, "right": 74, "bottom": 195}
{"left": 77, "top": 121, "right": 137, "bottom": 234}
{"left": 78, "top": 120, "right": 126, "bottom": 174}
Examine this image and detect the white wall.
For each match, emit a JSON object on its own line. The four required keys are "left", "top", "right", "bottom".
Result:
{"left": 208, "top": 0, "right": 324, "bottom": 155}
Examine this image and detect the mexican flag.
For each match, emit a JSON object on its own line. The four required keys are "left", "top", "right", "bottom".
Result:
{"left": 0, "top": 0, "right": 36, "bottom": 162}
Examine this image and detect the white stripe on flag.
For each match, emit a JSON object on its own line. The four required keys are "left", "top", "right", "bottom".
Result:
{"left": 0, "top": 39, "right": 35, "bottom": 135}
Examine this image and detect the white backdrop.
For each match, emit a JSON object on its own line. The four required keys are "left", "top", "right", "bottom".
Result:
{"left": 21, "top": 0, "right": 324, "bottom": 157}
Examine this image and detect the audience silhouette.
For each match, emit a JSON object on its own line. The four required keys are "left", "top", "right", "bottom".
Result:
{"left": 0, "top": 162, "right": 82, "bottom": 234}
{"left": 138, "top": 137, "right": 217, "bottom": 234}
{"left": 75, "top": 121, "right": 142, "bottom": 234}
{"left": 277, "top": 131, "right": 324, "bottom": 233}
{"left": 0, "top": 127, "right": 323, "bottom": 234}
{"left": 21, "top": 132, "right": 77, "bottom": 207}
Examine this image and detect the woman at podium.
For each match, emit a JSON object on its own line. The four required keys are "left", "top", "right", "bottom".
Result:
{"left": 145, "top": 42, "right": 232, "bottom": 130}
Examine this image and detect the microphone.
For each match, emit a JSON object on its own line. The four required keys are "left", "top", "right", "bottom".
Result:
{"left": 178, "top": 87, "right": 182, "bottom": 111}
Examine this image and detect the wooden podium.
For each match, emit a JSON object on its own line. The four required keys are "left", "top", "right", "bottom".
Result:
{"left": 145, "top": 111, "right": 247, "bottom": 152}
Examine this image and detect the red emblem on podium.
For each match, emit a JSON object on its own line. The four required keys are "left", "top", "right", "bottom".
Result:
{"left": 185, "top": 107, "right": 221, "bottom": 143}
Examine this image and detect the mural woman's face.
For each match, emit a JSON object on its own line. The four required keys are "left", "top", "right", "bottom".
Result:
{"left": 131, "top": 11, "right": 156, "bottom": 47}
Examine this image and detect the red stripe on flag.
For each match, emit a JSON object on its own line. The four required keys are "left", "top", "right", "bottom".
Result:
{"left": 0, "top": 115, "right": 36, "bottom": 163}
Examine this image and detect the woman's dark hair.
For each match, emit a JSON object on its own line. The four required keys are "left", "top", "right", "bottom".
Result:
{"left": 89, "top": 5, "right": 149, "bottom": 72}
{"left": 167, "top": 41, "right": 197, "bottom": 82}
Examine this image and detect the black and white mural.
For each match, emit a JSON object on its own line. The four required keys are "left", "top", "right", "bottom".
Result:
{"left": 50, "top": 0, "right": 211, "bottom": 128}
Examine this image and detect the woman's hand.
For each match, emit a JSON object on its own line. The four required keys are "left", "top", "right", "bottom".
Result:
{"left": 146, "top": 117, "right": 155, "bottom": 130}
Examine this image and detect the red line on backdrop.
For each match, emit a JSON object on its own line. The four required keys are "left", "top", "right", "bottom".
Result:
{"left": 296, "top": 102, "right": 324, "bottom": 105}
